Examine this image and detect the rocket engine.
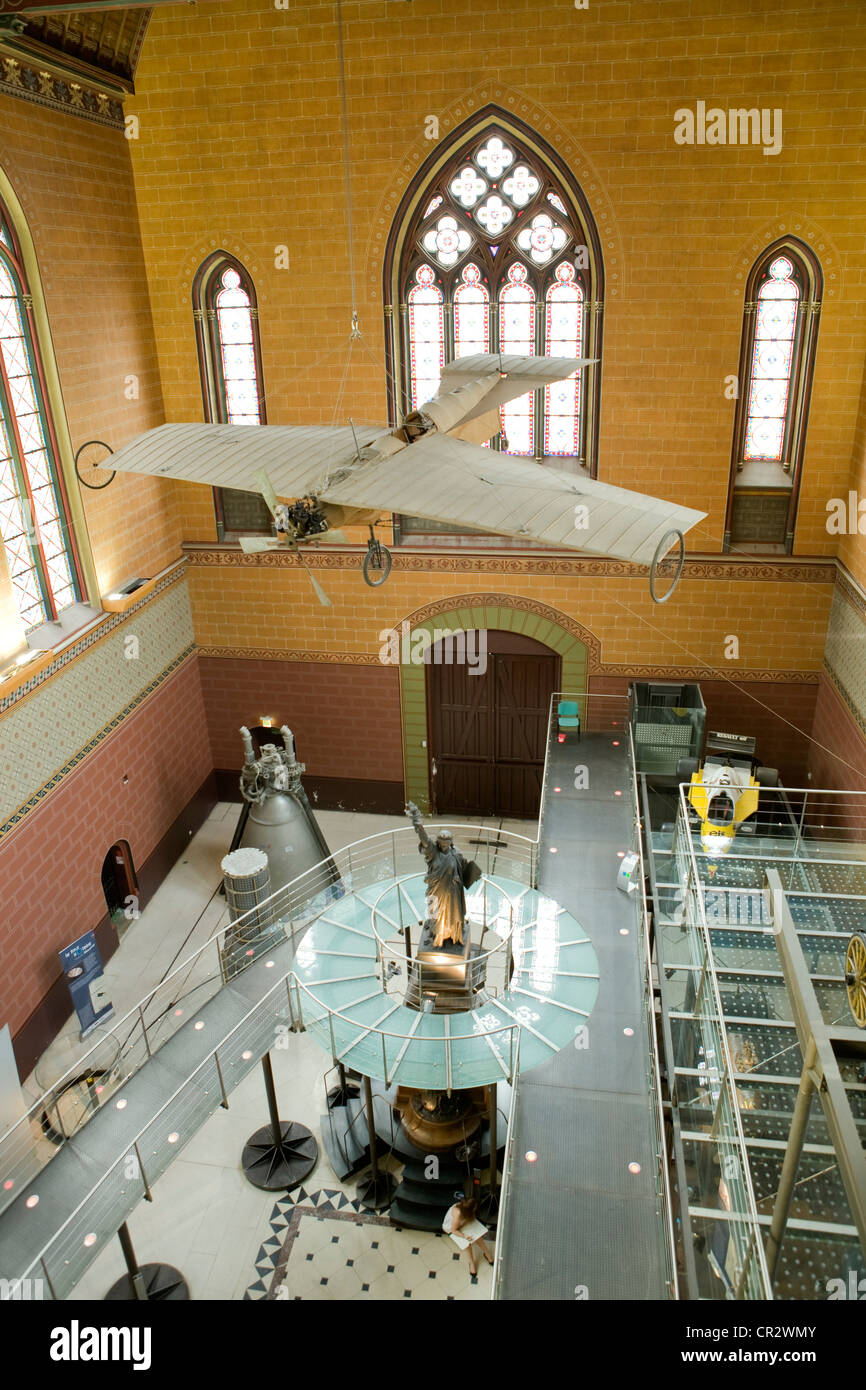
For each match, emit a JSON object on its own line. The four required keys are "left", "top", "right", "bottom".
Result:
{"left": 229, "top": 724, "right": 338, "bottom": 898}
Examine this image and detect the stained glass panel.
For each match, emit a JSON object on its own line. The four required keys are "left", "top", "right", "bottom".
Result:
{"left": 547, "top": 192, "right": 568, "bottom": 218}
{"left": 421, "top": 215, "right": 473, "bottom": 268}
{"left": 502, "top": 165, "right": 540, "bottom": 208}
{"left": 0, "top": 246, "right": 77, "bottom": 626}
{"left": 475, "top": 137, "right": 514, "bottom": 178}
{"left": 499, "top": 263, "right": 535, "bottom": 455}
{"left": 454, "top": 264, "right": 490, "bottom": 447}
{"left": 544, "top": 262, "right": 583, "bottom": 457}
{"left": 515, "top": 212, "right": 569, "bottom": 266}
{"left": 743, "top": 256, "right": 799, "bottom": 462}
{"left": 449, "top": 167, "right": 487, "bottom": 208}
{"left": 214, "top": 267, "right": 262, "bottom": 427}
{"left": 476, "top": 196, "right": 513, "bottom": 237}
{"left": 408, "top": 264, "right": 444, "bottom": 408}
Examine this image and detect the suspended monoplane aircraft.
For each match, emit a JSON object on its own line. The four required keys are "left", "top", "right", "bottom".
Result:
{"left": 77, "top": 355, "right": 705, "bottom": 605}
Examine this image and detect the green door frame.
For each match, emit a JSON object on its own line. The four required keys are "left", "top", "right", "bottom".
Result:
{"left": 397, "top": 594, "right": 598, "bottom": 813}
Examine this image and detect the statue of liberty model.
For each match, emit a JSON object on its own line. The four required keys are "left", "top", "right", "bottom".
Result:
{"left": 406, "top": 802, "right": 481, "bottom": 949}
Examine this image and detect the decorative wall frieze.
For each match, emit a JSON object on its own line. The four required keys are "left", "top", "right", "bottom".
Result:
{"left": 596, "top": 663, "right": 819, "bottom": 683}
{"left": 197, "top": 647, "right": 383, "bottom": 666}
{"left": 0, "top": 49, "right": 125, "bottom": 128}
{"left": 181, "top": 544, "right": 836, "bottom": 585}
{"left": 197, "top": 644, "right": 819, "bottom": 686}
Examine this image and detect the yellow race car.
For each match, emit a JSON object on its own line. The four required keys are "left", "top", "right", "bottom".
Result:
{"left": 677, "top": 732, "right": 779, "bottom": 856}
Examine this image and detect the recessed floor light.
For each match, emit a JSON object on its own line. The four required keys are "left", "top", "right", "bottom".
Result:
{"left": 116, "top": 1099, "right": 127, "bottom": 1110}
{"left": 83, "top": 1233, "right": 97, "bottom": 1247}
{"left": 628, "top": 1162, "right": 641, "bottom": 1175}
{"left": 525, "top": 1151, "right": 538, "bottom": 1163}
{"left": 620, "top": 928, "right": 629, "bottom": 936}
{"left": 623, "top": 1027, "right": 634, "bottom": 1037}
{"left": 549, "top": 847, "right": 558, "bottom": 853}
{"left": 167, "top": 1132, "right": 179, "bottom": 1144}
{"left": 25, "top": 1195, "right": 38, "bottom": 1209}
{"left": 242, "top": 1050, "right": 253, "bottom": 1061}
{"left": 194, "top": 1021, "right": 204, "bottom": 1031}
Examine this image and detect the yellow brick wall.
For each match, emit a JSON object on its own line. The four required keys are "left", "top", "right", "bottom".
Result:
{"left": 118, "top": 0, "right": 863, "bottom": 687}
{"left": 186, "top": 554, "right": 833, "bottom": 675}
{"left": 0, "top": 92, "right": 177, "bottom": 662}
{"left": 127, "top": 0, "right": 866, "bottom": 565}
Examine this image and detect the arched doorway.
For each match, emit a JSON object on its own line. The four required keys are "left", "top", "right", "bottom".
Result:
{"left": 427, "top": 630, "right": 559, "bottom": 818}
{"left": 398, "top": 594, "right": 597, "bottom": 814}
{"left": 101, "top": 841, "right": 139, "bottom": 932}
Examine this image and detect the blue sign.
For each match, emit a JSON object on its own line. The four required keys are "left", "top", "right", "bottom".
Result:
{"left": 58, "top": 931, "right": 113, "bottom": 1039}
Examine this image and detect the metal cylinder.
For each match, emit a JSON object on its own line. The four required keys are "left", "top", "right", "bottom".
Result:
{"left": 222, "top": 846, "right": 272, "bottom": 929}
{"left": 221, "top": 848, "right": 274, "bottom": 977}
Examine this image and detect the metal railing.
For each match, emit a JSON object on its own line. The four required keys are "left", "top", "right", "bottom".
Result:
{"left": 672, "top": 780, "right": 775, "bottom": 1298}
{"left": 11, "top": 970, "right": 296, "bottom": 1298}
{"left": 0, "top": 822, "right": 534, "bottom": 1217}
{"left": 627, "top": 723, "right": 680, "bottom": 1299}
{"left": 370, "top": 872, "right": 516, "bottom": 1006}
{"left": 490, "top": 1029, "right": 521, "bottom": 1300}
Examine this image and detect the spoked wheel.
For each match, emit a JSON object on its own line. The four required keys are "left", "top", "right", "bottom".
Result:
{"left": 362, "top": 538, "right": 392, "bottom": 587}
{"left": 74, "top": 440, "right": 116, "bottom": 490}
{"left": 845, "top": 931, "right": 866, "bottom": 1028}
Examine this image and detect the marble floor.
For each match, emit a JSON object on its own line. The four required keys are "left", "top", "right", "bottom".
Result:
{"left": 52, "top": 803, "right": 533, "bottom": 1301}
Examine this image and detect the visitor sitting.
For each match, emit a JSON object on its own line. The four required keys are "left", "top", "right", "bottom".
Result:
{"left": 442, "top": 1196, "right": 494, "bottom": 1276}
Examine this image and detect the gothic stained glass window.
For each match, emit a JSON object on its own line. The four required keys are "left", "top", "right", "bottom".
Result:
{"left": 396, "top": 123, "right": 601, "bottom": 479}
{"left": 727, "top": 238, "right": 822, "bottom": 553}
{"left": 742, "top": 256, "right": 798, "bottom": 461}
{"left": 214, "top": 266, "right": 261, "bottom": 426}
{"left": 194, "top": 253, "right": 271, "bottom": 534}
{"left": 0, "top": 233, "right": 78, "bottom": 628}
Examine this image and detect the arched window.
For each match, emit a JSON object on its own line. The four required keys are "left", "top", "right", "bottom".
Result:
{"left": 0, "top": 202, "right": 81, "bottom": 629}
{"left": 193, "top": 252, "right": 271, "bottom": 538}
{"left": 384, "top": 111, "right": 604, "bottom": 538}
{"left": 726, "top": 239, "right": 822, "bottom": 553}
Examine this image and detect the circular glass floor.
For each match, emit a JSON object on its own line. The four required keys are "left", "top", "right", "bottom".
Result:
{"left": 291, "top": 874, "right": 599, "bottom": 1090}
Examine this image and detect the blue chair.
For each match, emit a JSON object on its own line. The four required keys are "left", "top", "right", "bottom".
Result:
{"left": 557, "top": 699, "right": 581, "bottom": 742}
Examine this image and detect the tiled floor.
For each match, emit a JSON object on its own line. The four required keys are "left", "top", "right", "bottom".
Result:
{"left": 56, "top": 803, "right": 529, "bottom": 1301}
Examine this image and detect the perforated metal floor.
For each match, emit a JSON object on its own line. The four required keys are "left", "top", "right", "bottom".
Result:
{"left": 495, "top": 731, "right": 670, "bottom": 1301}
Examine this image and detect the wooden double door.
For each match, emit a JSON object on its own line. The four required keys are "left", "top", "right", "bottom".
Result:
{"left": 427, "top": 633, "right": 559, "bottom": 819}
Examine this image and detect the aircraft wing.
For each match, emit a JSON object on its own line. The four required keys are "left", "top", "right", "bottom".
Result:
{"left": 320, "top": 431, "right": 705, "bottom": 567}
{"left": 425, "top": 354, "right": 594, "bottom": 431}
{"left": 105, "top": 421, "right": 387, "bottom": 496}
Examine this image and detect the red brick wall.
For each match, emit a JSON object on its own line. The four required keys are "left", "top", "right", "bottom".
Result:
{"left": 198, "top": 656, "right": 404, "bottom": 783}
{"left": 0, "top": 657, "right": 212, "bottom": 1037}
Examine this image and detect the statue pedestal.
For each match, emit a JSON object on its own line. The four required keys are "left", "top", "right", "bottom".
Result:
{"left": 408, "top": 922, "right": 476, "bottom": 1012}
